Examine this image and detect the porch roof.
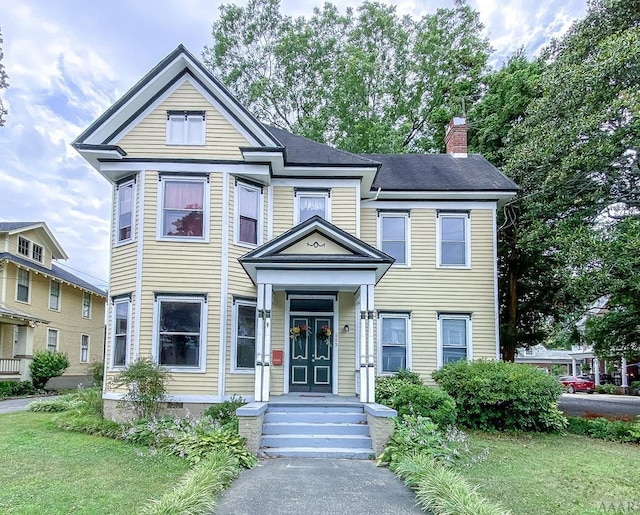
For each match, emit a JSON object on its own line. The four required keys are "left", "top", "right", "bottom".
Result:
{"left": 0, "top": 305, "right": 49, "bottom": 326}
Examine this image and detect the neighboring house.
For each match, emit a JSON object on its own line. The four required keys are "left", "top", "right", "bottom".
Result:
{"left": 0, "top": 222, "right": 106, "bottom": 385}
{"left": 73, "top": 45, "right": 518, "bottom": 416}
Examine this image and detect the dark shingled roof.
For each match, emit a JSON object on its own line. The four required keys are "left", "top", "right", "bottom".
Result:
{"left": 0, "top": 222, "right": 42, "bottom": 232}
{"left": 365, "top": 153, "right": 518, "bottom": 191}
{"left": 265, "top": 126, "right": 378, "bottom": 167}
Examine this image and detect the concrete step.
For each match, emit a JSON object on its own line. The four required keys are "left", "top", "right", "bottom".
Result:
{"left": 261, "top": 434, "right": 372, "bottom": 449}
{"left": 262, "top": 422, "right": 369, "bottom": 436}
{"left": 259, "top": 446, "right": 375, "bottom": 460}
{"left": 264, "top": 411, "right": 366, "bottom": 424}
{"left": 266, "top": 404, "right": 364, "bottom": 413}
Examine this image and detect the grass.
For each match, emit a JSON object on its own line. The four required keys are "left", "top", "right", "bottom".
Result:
{"left": 459, "top": 432, "right": 640, "bottom": 515}
{"left": 0, "top": 412, "right": 191, "bottom": 515}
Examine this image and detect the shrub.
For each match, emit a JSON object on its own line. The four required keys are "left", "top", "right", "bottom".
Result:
{"left": 28, "top": 396, "right": 82, "bottom": 412}
{"left": 393, "top": 383, "right": 457, "bottom": 427}
{"left": 87, "top": 361, "right": 104, "bottom": 386}
{"left": 109, "top": 357, "right": 170, "bottom": 419}
{"left": 30, "top": 351, "right": 70, "bottom": 389}
{"left": 566, "top": 416, "right": 640, "bottom": 443}
{"left": 631, "top": 381, "right": 640, "bottom": 395}
{"left": 375, "top": 369, "right": 423, "bottom": 407}
{"left": 0, "top": 380, "right": 36, "bottom": 398}
{"left": 204, "top": 395, "right": 246, "bottom": 429}
{"left": 432, "top": 360, "right": 566, "bottom": 432}
{"left": 52, "top": 411, "right": 122, "bottom": 438}
{"left": 596, "top": 384, "right": 618, "bottom": 394}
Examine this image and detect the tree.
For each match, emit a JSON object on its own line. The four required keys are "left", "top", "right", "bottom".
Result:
{"left": 0, "top": 28, "right": 9, "bottom": 126}
{"left": 203, "top": 0, "right": 491, "bottom": 153}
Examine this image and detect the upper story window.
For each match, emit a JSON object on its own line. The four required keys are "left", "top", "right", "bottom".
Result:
{"left": 18, "top": 237, "right": 29, "bottom": 256}
{"left": 378, "top": 212, "right": 410, "bottom": 266}
{"left": 437, "top": 211, "right": 470, "bottom": 268}
{"left": 378, "top": 313, "right": 411, "bottom": 374}
{"left": 17, "top": 268, "right": 30, "bottom": 303}
{"left": 49, "top": 280, "right": 61, "bottom": 311}
{"left": 235, "top": 181, "right": 262, "bottom": 246}
{"left": 159, "top": 177, "right": 208, "bottom": 240}
{"left": 295, "top": 189, "right": 330, "bottom": 224}
{"left": 116, "top": 181, "right": 135, "bottom": 244}
{"left": 82, "top": 292, "right": 92, "bottom": 318}
{"left": 438, "top": 313, "right": 472, "bottom": 368}
{"left": 232, "top": 298, "right": 257, "bottom": 372}
{"left": 112, "top": 298, "right": 130, "bottom": 368}
{"left": 166, "top": 111, "right": 206, "bottom": 145}
{"left": 32, "top": 244, "right": 43, "bottom": 262}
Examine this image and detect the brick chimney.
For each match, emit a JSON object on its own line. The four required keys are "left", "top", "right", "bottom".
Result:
{"left": 445, "top": 116, "right": 468, "bottom": 158}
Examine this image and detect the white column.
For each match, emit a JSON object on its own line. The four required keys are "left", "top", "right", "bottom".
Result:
{"left": 359, "top": 288, "right": 369, "bottom": 403}
{"left": 571, "top": 358, "right": 577, "bottom": 375}
{"left": 262, "top": 283, "right": 273, "bottom": 401}
{"left": 254, "top": 283, "right": 265, "bottom": 402}
{"left": 366, "top": 285, "right": 375, "bottom": 404}
{"left": 621, "top": 357, "right": 628, "bottom": 389}
{"left": 593, "top": 359, "right": 600, "bottom": 386}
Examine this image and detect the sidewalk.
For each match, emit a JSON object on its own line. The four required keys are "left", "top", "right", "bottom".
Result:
{"left": 214, "top": 458, "right": 423, "bottom": 515}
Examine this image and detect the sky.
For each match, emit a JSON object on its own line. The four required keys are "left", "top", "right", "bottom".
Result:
{"left": 0, "top": 0, "right": 587, "bottom": 291}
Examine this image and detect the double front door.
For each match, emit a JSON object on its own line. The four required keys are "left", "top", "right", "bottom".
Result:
{"left": 289, "top": 315, "right": 333, "bottom": 392}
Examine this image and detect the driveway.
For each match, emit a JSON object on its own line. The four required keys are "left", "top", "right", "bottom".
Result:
{"left": 214, "top": 458, "right": 423, "bottom": 515}
{"left": 0, "top": 396, "right": 56, "bottom": 414}
{"left": 558, "top": 393, "right": 640, "bottom": 420}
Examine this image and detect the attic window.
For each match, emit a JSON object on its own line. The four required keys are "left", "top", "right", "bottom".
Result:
{"left": 18, "top": 237, "right": 29, "bottom": 256}
{"left": 32, "top": 244, "right": 43, "bottom": 263}
{"left": 166, "top": 111, "right": 206, "bottom": 145}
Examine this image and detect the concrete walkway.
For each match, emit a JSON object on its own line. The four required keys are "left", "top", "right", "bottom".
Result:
{"left": 214, "top": 458, "right": 423, "bottom": 515}
{"left": 0, "top": 395, "right": 56, "bottom": 414}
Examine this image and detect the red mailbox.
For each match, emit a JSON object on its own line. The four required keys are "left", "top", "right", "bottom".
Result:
{"left": 272, "top": 350, "right": 283, "bottom": 366}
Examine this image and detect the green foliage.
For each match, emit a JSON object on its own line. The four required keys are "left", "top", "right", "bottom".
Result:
{"left": 87, "top": 361, "right": 104, "bottom": 385}
{"left": 393, "top": 383, "right": 457, "bottom": 428}
{"left": 204, "top": 395, "right": 246, "bottom": 429}
{"left": 596, "top": 384, "right": 618, "bottom": 394}
{"left": 28, "top": 387, "right": 103, "bottom": 416}
{"left": 109, "top": 357, "right": 170, "bottom": 419}
{"left": 631, "top": 381, "right": 640, "bottom": 395}
{"left": 375, "top": 369, "right": 422, "bottom": 407}
{"left": 0, "top": 28, "right": 8, "bottom": 126}
{"left": 566, "top": 416, "right": 640, "bottom": 444}
{"left": 432, "top": 360, "right": 567, "bottom": 432}
{"left": 140, "top": 449, "right": 241, "bottom": 515}
{"left": 52, "top": 411, "right": 122, "bottom": 438}
{"left": 0, "top": 380, "right": 36, "bottom": 398}
{"left": 28, "top": 396, "right": 81, "bottom": 412}
{"left": 30, "top": 351, "right": 70, "bottom": 390}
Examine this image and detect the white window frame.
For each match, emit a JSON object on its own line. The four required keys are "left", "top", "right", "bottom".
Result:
{"left": 234, "top": 181, "right": 263, "bottom": 247}
{"left": 166, "top": 111, "right": 206, "bottom": 146}
{"left": 436, "top": 211, "right": 471, "bottom": 268}
{"left": 152, "top": 295, "right": 207, "bottom": 372}
{"left": 47, "top": 328, "right": 59, "bottom": 353}
{"left": 157, "top": 176, "right": 210, "bottom": 242}
{"left": 294, "top": 190, "right": 331, "bottom": 224}
{"left": 16, "top": 268, "right": 30, "bottom": 303}
{"left": 82, "top": 291, "right": 92, "bottom": 319}
{"left": 80, "top": 334, "right": 89, "bottom": 363}
{"left": 116, "top": 180, "right": 135, "bottom": 245}
{"left": 17, "top": 236, "right": 30, "bottom": 257}
{"left": 231, "top": 298, "right": 257, "bottom": 373}
{"left": 49, "top": 280, "right": 61, "bottom": 311}
{"left": 111, "top": 298, "right": 131, "bottom": 369}
{"left": 32, "top": 243, "right": 43, "bottom": 262}
{"left": 436, "top": 313, "right": 473, "bottom": 369}
{"left": 377, "top": 212, "right": 411, "bottom": 267}
{"left": 377, "top": 312, "right": 412, "bottom": 375}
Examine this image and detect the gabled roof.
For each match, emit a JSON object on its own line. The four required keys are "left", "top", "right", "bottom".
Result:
{"left": 0, "top": 253, "right": 106, "bottom": 297}
{"left": 0, "top": 222, "right": 68, "bottom": 260}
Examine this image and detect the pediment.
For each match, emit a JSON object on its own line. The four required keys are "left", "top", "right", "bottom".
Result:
{"left": 279, "top": 231, "right": 355, "bottom": 256}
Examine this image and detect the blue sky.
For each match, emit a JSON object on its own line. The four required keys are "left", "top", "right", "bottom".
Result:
{"left": 0, "top": 0, "right": 586, "bottom": 290}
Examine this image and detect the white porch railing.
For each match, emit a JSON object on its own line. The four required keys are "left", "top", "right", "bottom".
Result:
{"left": 0, "top": 358, "right": 21, "bottom": 375}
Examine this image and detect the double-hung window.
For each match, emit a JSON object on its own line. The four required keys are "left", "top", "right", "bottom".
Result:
{"left": 160, "top": 177, "right": 207, "bottom": 240}
{"left": 438, "top": 313, "right": 472, "bottom": 368}
{"left": 18, "top": 237, "right": 29, "bottom": 256}
{"left": 156, "top": 295, "right": 206, "bottom": 370}
{"left": 112, "top": 298, "right": 130, "bottom": 368}
{"left": 235, "top": 182, "right": 262, "bottom": 246}
{"left": 47, "top": 328, "right": 59, "bottom": 352}
{"left": 116, "top": 180, "right": 134, "bottom": 244}
{"left": 32, "top": 244, "right": 43, "bottom": 262}
{"left": 82, "top": 292, "right": 91, "bottom": 318}
{"left": 80, "top": 335, "right": 89, "bottom": 363}
{"left": 17, "top": 268, "right": 30, "bottom": 302}
{"left": 166, "top": 111, "right": 205, "bottom": 145}
{"left": 378, "top": 212, "right": 410, "bottom": 266}
{"left": 437, "top": 211, "right": 470, "bottom": 267}
{"left": 378, "top": 313, "right": 411, "bottom": 374}
{"left": 295, "top": 189, "right": 330, "bottom": 223}
{"left": 232, "top": 299, "right": 256, "bottom": 372}
{"left": 49, "top": 280, "right": 61, "bottom": 310}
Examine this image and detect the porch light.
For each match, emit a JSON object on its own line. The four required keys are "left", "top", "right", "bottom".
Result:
{"left": 343, "top": 324, "right": 350, "bottom": 333}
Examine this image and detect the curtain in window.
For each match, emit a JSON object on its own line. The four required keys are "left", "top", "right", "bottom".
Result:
{"left": 300, "top": 196, "right": 325, "bottom": 222}
{"left": 164, "top": 181, "right": 204, "bottom": 237}
{"left": 239, "top": 186, "right": 259, "bottom": 244}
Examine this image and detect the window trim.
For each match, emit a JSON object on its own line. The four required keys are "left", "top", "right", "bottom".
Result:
{"left": 111, "top": 298, "right": 131, "bottom": 370}
{"left": 436, "top": 211, "right": 471, "bottom": 268}
{"left": 294, "top": 190, "right": 331, "bottom": 224}
{"left": 152, "top": 294, "right": 207, "bottom": 373}
{"left": 47, "top": 328, "right": 59, "bottom": 353}
{"left": 32, "top": 243, "right": 43, "bottom": 263}
{"left": 82, "top": 291, "right": 92, "bottom": 319}
{"left": 115, "top": 180, "right": 135, "bottom": 245}
{"left": 16, "top": 268, "right": 30, "bottom": 304}
{"left": 157, "top": 176, "right": 210, "bottom": 242}
{"left": 234, "top": 181, "right": 263, "bottom": 248}
{"left": 49, "top": 280, "right": 61, "bottom": 311}
{"left": 80, "top": 334, "right": 89, "bottom": 363}
{"left": 165, "top": 111, "right": 206, "bottom": 146}
{"left": 17, "top": 237, "right": 30, "bottom": 257}
{"left": 231, "top": 298, "right": 257, "bottom": 373}
{"left": 436, "top": 313, "right": 473, "bottom": 369}
{"left": 377, "top": 312, "right": 412, "bottom": 375}
{"left": 377, "top": 211, "right": 411, "bottom": 267}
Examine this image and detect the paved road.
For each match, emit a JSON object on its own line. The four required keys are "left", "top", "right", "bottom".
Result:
{"left": 214, "top": 458, "right": 423, "bottom": 515}
{"left": 0, "top": 396, "right": 56, "bottom": 414}
{"left": 558, "top": 393, "right": 640, "bottom": 420}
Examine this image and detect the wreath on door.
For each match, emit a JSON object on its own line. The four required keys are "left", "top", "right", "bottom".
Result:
{"left": 317, "top": 325, "right": 332, "bottom": 343}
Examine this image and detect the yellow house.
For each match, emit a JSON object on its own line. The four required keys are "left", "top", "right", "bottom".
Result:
{"left": 74, "top": 46, "right": 517, "bottom": 418}
{"left": 0, "top": 222, "right": 106, "bottom": 386}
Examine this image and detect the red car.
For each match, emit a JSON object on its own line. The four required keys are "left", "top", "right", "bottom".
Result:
{"left": 559, "top": 376, "right": 595, "bottom": 394}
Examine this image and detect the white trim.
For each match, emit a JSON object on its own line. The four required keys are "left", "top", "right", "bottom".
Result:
{"left": 48, "top": 279, "right": 61, "bottom": 312}
{"left": 100, "top": 161, "right": 270, "bottom": 176}
{"left": 234, "top": 180, "right": 264, "bottom": 247}
{"left": 362, "top": 200, "right": 497, "bottom": 211}
{"left": 355, "top": 180, "right": 361, "bottom": 238}
{"left": 230, "top": 298, "right": 257, "bottom": 374}
{"left": 333, "top": 296, "right": 339, "bottom": 395}
{"left": 152, "top": 294, "right": 208, "bottom": 373}
{"left": 110, "top": 297, "right": 132, "bottom": 370}
{"left": 115, "top": 179, "right": 136, "bottom": 246}
{"left": 218, "top": 171, "right": 230, "bottom": 396}
{"left": 133, "top": 172, "right": 145, "bottom": 358}
{"left": 436, "top": 211, "right": 471, "bottom": 269}
{"left": 156, "top": 175, "right": 210, "bottom": 242}
{"left": 271, "top": 178, "right": 361, "bottom": 188}
{"left": 267, "top": 184, "right": 274, "bottom": 241}
{"left": 165, "top": 111, "right": 206, "bottom": 146}
{"left": 492, "top": 205, "right": 500, "bottom": 359}
{"left": 436, "top": 313, "right": 473, "bottom": 369}
{"left": 370, "top": 191, "right": 517, "bottom": 202}
{"left": 294, "top": 190, "right": 331, "bottom": 225}
{"left": 377, "top": 212, "right": 411, "bottom": 267}
{"left": 377, "top": 312, "right": 412, "bottom": 375}
{"left": 103, "top": 392, "right": 255, "bottom": 403}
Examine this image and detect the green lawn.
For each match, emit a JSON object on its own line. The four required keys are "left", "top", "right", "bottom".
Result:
{"left": 0, "top": 412, "right": 191, "bottom": 514}
{"left": 460, "top": 432, "right": 640, "bottom": 515}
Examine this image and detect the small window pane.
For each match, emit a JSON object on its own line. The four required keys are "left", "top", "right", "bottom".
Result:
{"left": 49, "top": 281, "right": 60, "bottom": 310}
{"left": 47, "top": 330, "right": 58, "bottom": 352}
{"left": 83, "top": 292, "right": 91, "bottom": 318}
{"left": 300, "top": 196, "right": 326, "bottom": 222}
{"left": 17, "top": 269, "right": 29, "bottom": 302}
{"left": 115, "top": 302, "right": 129, "bottom": 334}
{"left": 160, "top": 334, "right": 200, "bottom": 366}
{"left": 160, "top": 302, "right": 201, "bottom": 333}
{"left": 442, "top": 242, "right": 466, "bottom": 265}
{"left": 239, "top": 186, "right": 259, "bottom": 219}
{"left": 382, "top": 318, "right": 406, "bottom": 345}
{"left": 32, "top": 244, "right": 43, "bottom": 262}
{"left": 442, "top": 319, "right": 467, "bottom": 346}
{"left": 236, "top": 304, "right": 256, "bottom": 369}
{"left": 168, "top": 116, "right": 184, "bottom": 144}
{"left": 118, "top": 183, "right": 133, "bottom": 242}
{"left": 442, "top": 217, "right": 465, "bottom": 241}
{"left": 158, "top": 299, "right": 202, "bottom": 368}
{"left": 382, "top": 217, "right": 405, "bottom": 240}
{"left": 164, "top": 182, "right": 204, "bottom": 210}
{"left": 163, "top": 181, "right": 204, "bottom": 237}
{"left": 80, "top": 335, "right": 89, "bottom": 363}
{"left": 113, "top": 336, "right": 127, "bottom": 367}
{"left": 239, "top": 217, "right": 257, "bottom": 244}
{"left": 18, "top": 237, "right": 29, "bottom": 256}
{"left": 443, "top": 347, "right": 467, "bottom": 364}
{"left": 382, "top": 242, "right": 406, "bottom": 264}
{"left": 186, "top": 115, "right": 203, "bottom": 144}
{"left": 382, "top": 346, "right": 406, "bottom": 373}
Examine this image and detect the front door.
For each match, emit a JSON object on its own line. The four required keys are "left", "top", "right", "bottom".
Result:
{"left": 290, "top": 315, "right": 333, "bottom": 392}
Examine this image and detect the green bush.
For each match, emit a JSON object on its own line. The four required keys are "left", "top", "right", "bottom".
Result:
{"left": 432, "top": 360, "right": 566, "bottom": 432}
{"left": 631, "top": 381, "right": 640, "bottom": 395}
{"left": 52, "top": 411, "right": 122, "bottom": 438}
{"left": 87, "top": 361, "right": 104, "bottom": 386}
{"left": 204, "top": 395, "right": 246, "bottom": 429}
{"left": 393, "top": 383, "right": 457, "bottom": 427}
{"left": 0, "top": 380, "right": 36, "bottom": 398}
{"left": 30, "top": 351, "right": 70, "bottom": 389}
{"left": 596, "top": 384, "right": 617, "bottom": 394}
{"left": 566, "top": 416, "right": 640, "bottom": 443}
{"left": 375, "top": 369, "right": 423, "bottom": 407}
{"left": 28, "top": 396, "right": 81, "bottom": 412}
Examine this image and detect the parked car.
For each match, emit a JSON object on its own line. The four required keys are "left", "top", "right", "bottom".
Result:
{"left": 559, "top": 376, "right": 595, "bottom": 394}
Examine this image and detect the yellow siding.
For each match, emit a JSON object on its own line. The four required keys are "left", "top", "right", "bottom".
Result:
{"left": 272, "top": 186, "right": 294, "bottom": 237}
{"left": 116, "top": 81, "right": 250, "bottom": 159}
{"left": 270, "top": 292, "right": 286, "bottom": 395}
{"left": 337, "top": 292, "right": 356, "bottom": 395}
{"left": 331, "top": 187, "right": 358, "bottom": 235}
